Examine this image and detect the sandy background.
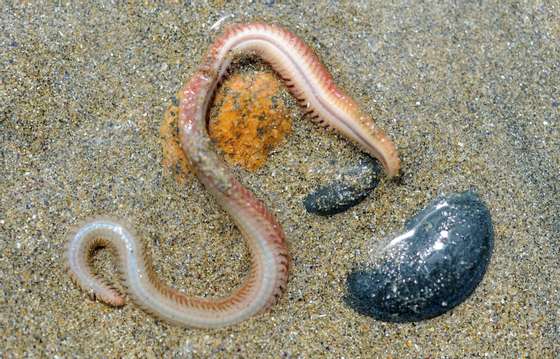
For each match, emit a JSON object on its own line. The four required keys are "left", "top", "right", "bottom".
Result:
{"left": 1, "top": 1, "right": 559, "bottom": 357}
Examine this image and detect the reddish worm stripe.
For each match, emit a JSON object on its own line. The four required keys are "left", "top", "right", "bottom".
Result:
{"left": 66, "top": 23, "right": 400, "bottom": 328}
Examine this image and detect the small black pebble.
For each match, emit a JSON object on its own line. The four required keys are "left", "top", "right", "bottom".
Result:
{"left": 344, "top": 191, "right": 494, "bottom": 322}
{"left": 303, "top": 157, "right": 382, "bottom": 216}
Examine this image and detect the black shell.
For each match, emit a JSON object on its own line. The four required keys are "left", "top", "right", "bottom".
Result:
{"left": 345, "top": 191, "right": 494, "bottom": 322}
{"left": 303, "top": 157, "right": 382, "bottom": 216}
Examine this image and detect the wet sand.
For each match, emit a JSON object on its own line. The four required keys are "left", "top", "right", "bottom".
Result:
{"left": 1, "top": 1, "right": 558, "bottom": 357}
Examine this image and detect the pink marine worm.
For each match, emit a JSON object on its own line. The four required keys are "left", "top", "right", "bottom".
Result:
{"left": 65, "top": 23, "right": 400, "bottom": 328}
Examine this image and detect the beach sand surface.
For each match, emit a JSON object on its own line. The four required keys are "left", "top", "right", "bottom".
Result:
{"left": 1, "top": 1, "right": 558, "bottom": 357}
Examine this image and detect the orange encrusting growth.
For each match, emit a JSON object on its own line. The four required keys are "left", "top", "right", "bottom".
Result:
{"left": 209, "top": 71, "right": 291, "bottom": 170}
{"left": 160, "top": 94, "right": 191, "bottom": 183}
{"left": 160, "top": 71, "right": 291, "bottom": 181}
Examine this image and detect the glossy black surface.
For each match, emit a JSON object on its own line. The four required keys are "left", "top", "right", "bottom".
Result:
{"left": 303, "top": 158, "right": 382, "bottom": 216}
{"left": 345, "top": 191, "right": 494, "bottom": 322}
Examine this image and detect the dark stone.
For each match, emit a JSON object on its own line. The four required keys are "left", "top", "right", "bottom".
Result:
{"left": 303, "top": 157, "right": 382, "bottom": 216}
{"left": 344, "top": 191, "right": 494, "bottom": 322}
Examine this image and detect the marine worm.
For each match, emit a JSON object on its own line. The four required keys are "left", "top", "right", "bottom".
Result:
{"left": 66, "top": 23, "right": 400, "bottom": 328}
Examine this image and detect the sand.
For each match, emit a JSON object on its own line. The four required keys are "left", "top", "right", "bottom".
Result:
{"left": 1, "top": 1, "right": 558, "bottom": 357}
